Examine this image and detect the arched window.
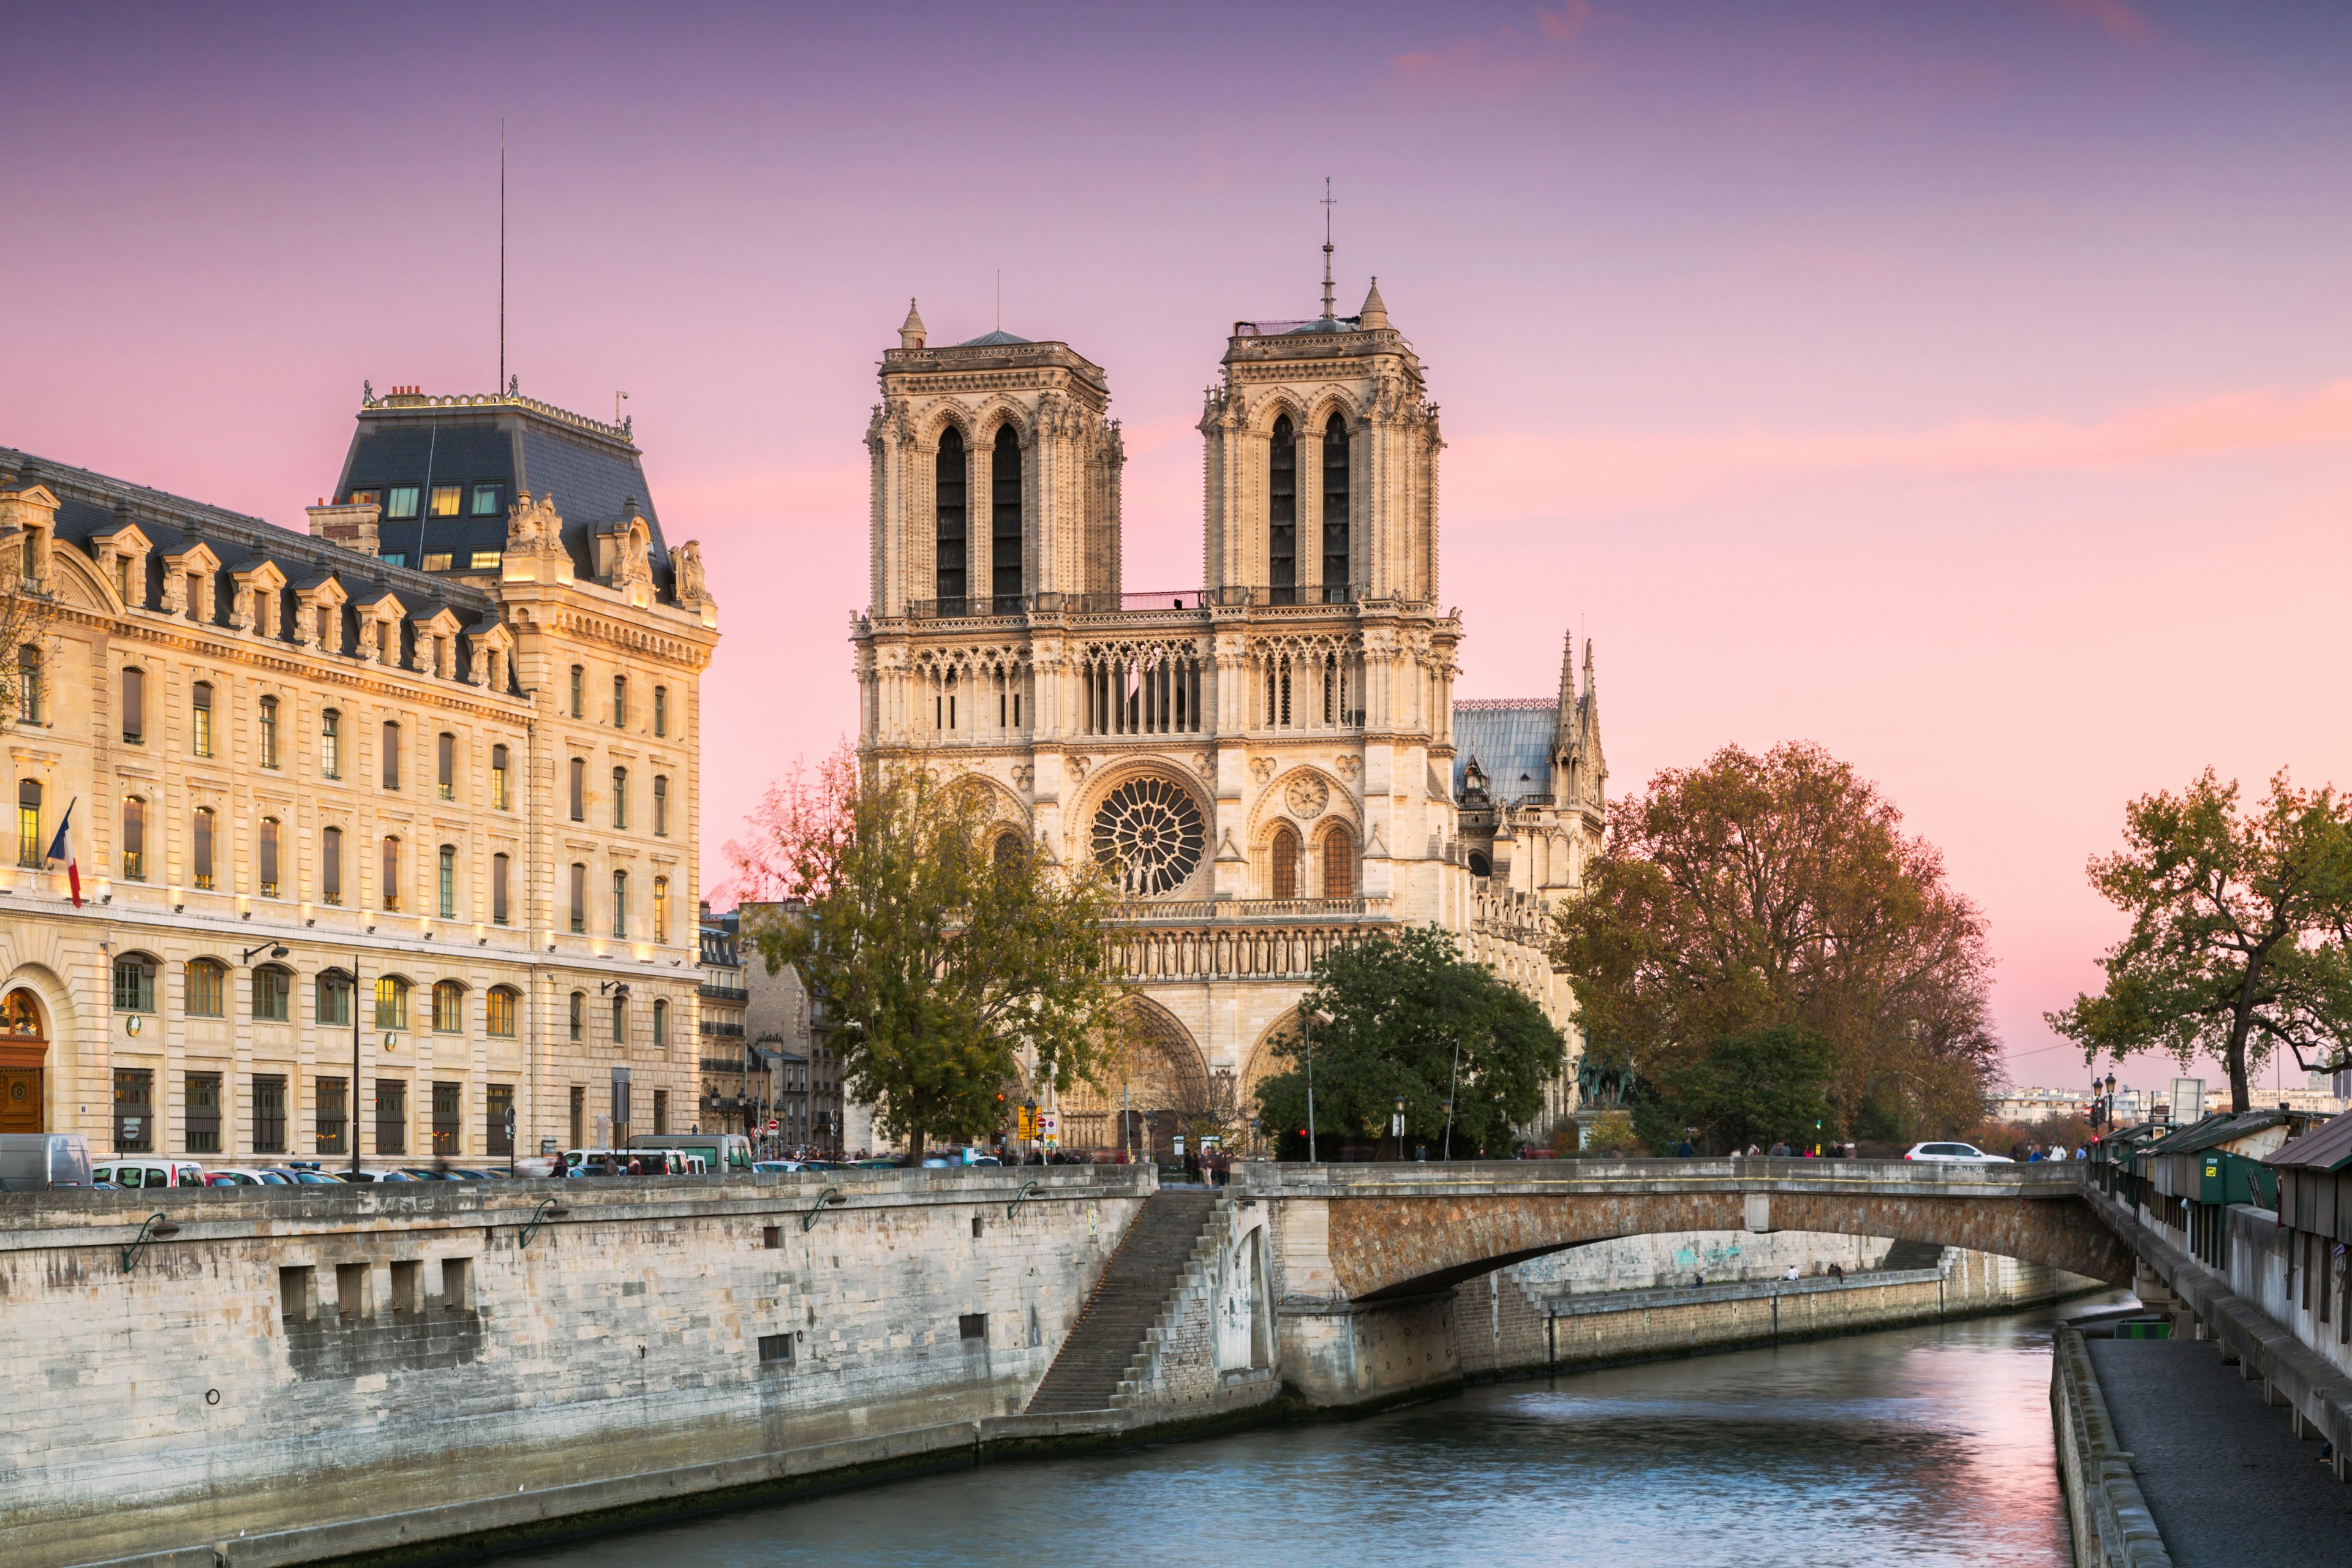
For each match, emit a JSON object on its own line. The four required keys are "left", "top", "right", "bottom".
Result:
{"left": 612, "top": 869, "right": 628, "bottom": 938}
{"left": 121, "top": 666, "right": 145, "bottom": 744}
{"left": 1322, "top": 825, "right": 1355, "bottom": 899}
{"left": 569, "top": 665, "right": 584, "bottom": 718}
{"left": 374, "top": 974, "right": 410, "bottom": 1030}
{"left": 492, "top": 851, "right": 511, "bottom": 925}
{"left": 316, "top": 968, "right": 353, "bottom": 1027}
{"left": 121, "top": 795, "right": 147, "bottom": 880}
{"left": 381, "top": 835, "right": 401, "bottom": 911}
{"left": 569, "top": 756, "right": 585, "bottom": 821}
{"left": 654, "top": 775, "right": 668, "bottom": 835}
{"left": 321, "top": 707, "right": 341, "bottom": 778}
{"left": 258, "top": 816, "right": 281, "bottom": 897}
{"left": 1468, "top": 850, "right": 1491, "bottom": 878}
{"left": 381, "top": 720, "right": 401, "bottom": 789}
{"left": 437, "top": 732, "right": 455, "bottom": 799}
{"left": 185, "top": 957, "right": 227, "bottom": 1018}
{"left": 113, "top": 952, "right": 157, "bottom": 1012}
{"left": 569, "top": 862, "right": 586, "bottom": 933}
{"left": 568, "top": 990, "right": 585, "bottom": 1042}
{"left": 990, "top": 424, "right": 1023, "bottom": 608}
{"left": 993, "top": 830, "right": 1024, "bottom": 872}
{"left": 192, "top": 806, "right": 216, "bottom": 889}
{"left": 432, "top": 979, "right": 464, "bottom": 1033}
{"left": 252, "top": 963, "right": 292, "bottom": 1022}
{"left": 322, "top": 824, "right": 343, "bottom": 904}
{"left": 1322, "top": 412, "right": 1351, "bottom": 601}
{"left": 258, "top": 695, "right": 279, "bottom": 767}
{"left": 1268, "top": 414, "right": 1296, "bottom": 604}
{"left": 486, "top": 986, "right": 518, "bottom": 1038}
{"left": 437, "top": 844, "right": 456, "bottom": 918}
{"left": 935, "top": 426, "right": 968, "bottom": 605}
{"left": 15, "top": 778, "right": 38, "bottom": 869}
{"left": 653, "top": 685, "right": 668, "bottom": 737}
{"left": 611, "top": 766, "right": 627, "bottom": 829}
{"left": 654, "top": 875, "right": 669, "bottom": 943}
{"left": 191, "top": 681, "right": 214, "bottom": 757}
{"left": 1270, "top": 825, "right": 1299, "bottom": 900}
{"left": 17, "top": 644, "right": 39, "bottom": 725}
{"left": 653, "top": 997, "right": 669, "bottom": 1049}
{"left": 491, "top": 744, "right": 510, "bottom": 809}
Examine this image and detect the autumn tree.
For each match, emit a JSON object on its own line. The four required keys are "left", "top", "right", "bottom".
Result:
{"left": 2048, "top": 769, "right": 2352, "bottom": 1114}
{"left": 1551, "top": 741, "right": 1997, "bottom": 1142}
{"left": 1252, "top": 925, "right": 1566, "bottom": 1158}
{"left": 728, "top": 746, "right": 1130, "bottom": 1155}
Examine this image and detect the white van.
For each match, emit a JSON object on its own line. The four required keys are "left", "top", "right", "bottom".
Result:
{"left": 0, "top": 1133, "right": 95, "bottom": 1190}
{"left": 90, "top": 1158, "right": 207, "bottom": 1189}
{"left": 563, "top": 1148, "right": 691, "bottom": 1177}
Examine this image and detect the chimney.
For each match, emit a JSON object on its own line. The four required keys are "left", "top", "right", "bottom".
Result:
{"left": 308, "top": 499, "right": 383, "bottom": 557}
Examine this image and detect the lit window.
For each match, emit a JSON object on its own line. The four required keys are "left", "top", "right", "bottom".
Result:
{"left": 258, "top": 695, "right": 279, "bottom": 767}
{"left": 470, "top": 551, "right": 502, "bottom": 570}
{"left": 487, "top": 987, "right": 516, "bottom": 1037}
{"left": 15, "top": 779, "right": 39, "bottom": 868}
{"left": 375, "top": 976, "right": 410, "bottom": 1030}
{"left": 186, "top": 958, "right": 226, "bottom": 1018}
{"left": 348, "top": 489, "right": 379, "bottom": 508}
{"left": 190, "top": 682, "right": 213, "bottom": 758}
{"left": 491, "top": 745, "right": 509, "bottom": 810}
{"left": 470, "top": 484, "right": 503, "bottom": 516}
{"left": 433, "top": 979, "right": 464, "bottom": 1032}
{"left": 654, "top": 876, "right": 669, "bottom": 943}
{"left": 322, "top": 709, "right": 341, "bottom": 778}
{"left": 385, "top": 488, "right": 421, "bottom": 520}
{"left": 193, "top": 807, "right": 216, "bottom": 889}
{"left": 429, "top": 486, "right": 462, "bottom": 517}
{"left": 422, "top": 552, "right": 453, "bottom": 571}
{"left": 437, "top": 733, "right": 455, "bottom": 799}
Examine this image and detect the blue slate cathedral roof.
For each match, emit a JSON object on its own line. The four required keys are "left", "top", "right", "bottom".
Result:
{"left": 1452, "top": 633, "right": 1605, "bottom": 810}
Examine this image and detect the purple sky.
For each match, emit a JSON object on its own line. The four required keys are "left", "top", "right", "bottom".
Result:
{"left": 6, "top": 1, "right": 2350, "bottom": 1091}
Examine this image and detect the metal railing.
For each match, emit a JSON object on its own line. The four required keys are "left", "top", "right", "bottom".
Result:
{"left": 698, "top": 983, "right": 748, "bottom": 1004}
{"left": 699, "top": 1020, "right": 745, "bottom": 1038}
{"left": 903, "top": 584, "right": 1376, "bottom": 619}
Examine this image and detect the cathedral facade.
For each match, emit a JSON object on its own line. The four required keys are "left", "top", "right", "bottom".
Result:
{"left": 853, "top": 277, "right": 1602, "bottom": 1153}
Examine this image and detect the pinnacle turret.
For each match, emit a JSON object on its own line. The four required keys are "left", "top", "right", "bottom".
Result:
{"left": 1360, "top": 277, "right": 1389, "bottom": 329}
{"left": 898, "top": 298, "right": 927, "bottom": 350}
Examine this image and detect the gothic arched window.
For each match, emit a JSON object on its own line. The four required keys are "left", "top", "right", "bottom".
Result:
{"left": 1268, "top": 415, "right": 1296, "bottom": 604}
{"left": 935, "top": 426, "right": 968, "bottom": 606}
{"left": 990, "top": 424, "right": 1023, "bottom": 609}
{"left": 1322, "top": 824, "right": 1355, "bottom": 899}
{"left": 1322, "top": 412, "right": 1350, "bottom": 602}
{"left": 1270, "top": 826, "right": 1299, "bottom": 900}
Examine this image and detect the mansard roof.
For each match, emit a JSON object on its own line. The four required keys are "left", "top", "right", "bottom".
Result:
{"left": 331, "top": 384, "right": 682, "bottom": 598}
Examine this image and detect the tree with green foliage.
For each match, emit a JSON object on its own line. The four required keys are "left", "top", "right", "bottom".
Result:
{"left": 2048, "top": 768, "right": 2352, "bottom": 1114}
{"left": 1252, "top": 925, "right": 1566, "bottom": 1158}
{"left": 729, "top": 747, "right": 1131, "bottom": 1155}
{"left": 1552, "top": 741, "right": 1998, "bottom": 1143}
{"left": 1627, "top": 1025, "right": 1836, "bottom": 1155}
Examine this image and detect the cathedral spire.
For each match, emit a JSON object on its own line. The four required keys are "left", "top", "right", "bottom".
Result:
{"left": 1558, "top": 628, "right": 1577, "bottom": 720}
{"left": 898, "top": 298, "right": 927, "bottom": 351}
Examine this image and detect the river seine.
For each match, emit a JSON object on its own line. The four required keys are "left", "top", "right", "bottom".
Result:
{"left": 510, "top": 1293, "right": 2129, "bottom": 1568}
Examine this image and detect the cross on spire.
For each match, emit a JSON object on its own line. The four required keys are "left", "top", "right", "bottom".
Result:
{"left": 1321, "top": 176, "right": 1336, "bottom": 321}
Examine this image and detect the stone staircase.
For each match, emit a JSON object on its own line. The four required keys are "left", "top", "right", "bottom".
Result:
{"left": 1027, "top": 1188, "right": 1219, "bottom": 1415}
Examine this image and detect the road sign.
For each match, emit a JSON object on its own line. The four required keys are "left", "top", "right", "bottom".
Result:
{"left": 766, "top": 1118, "right": 779, "bottom": 1132}
{"left": 1041, "top": 1111, "right": 1058, "bottom": 1147}
{"left": 1017, "top": 1106, "right": 1038, "bottom": 1139}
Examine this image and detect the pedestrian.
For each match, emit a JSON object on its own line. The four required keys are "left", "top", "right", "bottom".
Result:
{"left": 627, "top": 1155, "right": 644, "bottom": 1175}
{"left": 1770, "top": 1139, "right": 1792, "bottom": 1158}
{"left": 1673, "top": 1136, "right": 1698, "bottom": 1158}
{"left": 1782, "top": 1264, "right": 1800, "bottom": 1281}
{"left": 2075, "top": 1144, "right": 2090, "bottom": 1161}
{"left": 1694, "top": 1271, "right": 1706, "bottom": 1288}
{"left": 1828, "top": 1262, "right": 1844, "bottom": 1283}
{"left": 1744, "top": 1143, "right": 1762, "bottom": 1157}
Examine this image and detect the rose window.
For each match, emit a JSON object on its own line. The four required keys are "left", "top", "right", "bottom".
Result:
{"left": 1091, "top": 777, "right": 1206, "bottom": 897}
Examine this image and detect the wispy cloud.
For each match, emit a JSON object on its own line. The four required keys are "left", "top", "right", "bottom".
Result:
{"left": 2022, "top": 0, "right": 2155, "bottom": 46}
{"left": 1392, "top": 2, "right": 1597, "bottom": 96}
{"left": 1447, "top": 380, "right": 2352, "bottom": 519}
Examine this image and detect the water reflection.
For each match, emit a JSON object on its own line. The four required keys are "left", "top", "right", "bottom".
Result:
{"left": 511, "top": 1295, "right": 2127, "bottom": 1568}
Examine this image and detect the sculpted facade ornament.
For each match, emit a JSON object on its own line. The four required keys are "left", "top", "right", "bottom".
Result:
{"left": 1250, "top": 756, "right": 1278, "bottom": 786}
{"left": 1284, "top": 772, "right": 1330, "bottom": 818}
{"left": 1336, "top": 755, "right": 1360, "bottom": 781}
{"left": 507, "top": 491, "right": 562, "bottom": 554}
{"left": 672, "top": 540, "right": 707, "bottom": 603}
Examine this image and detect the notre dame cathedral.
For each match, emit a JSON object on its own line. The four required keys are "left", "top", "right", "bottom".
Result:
{"left": 853, "top": 266, "right": 1604, "bottom": 1153}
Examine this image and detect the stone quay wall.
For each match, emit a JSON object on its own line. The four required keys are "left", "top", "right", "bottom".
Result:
{"left": 0, "top": 1169, "right": 1150, "bottom": 1568}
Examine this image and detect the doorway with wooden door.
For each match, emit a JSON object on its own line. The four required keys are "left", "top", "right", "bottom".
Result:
{"left": 0, "top": 988, "right": 48, "bottom": 1135}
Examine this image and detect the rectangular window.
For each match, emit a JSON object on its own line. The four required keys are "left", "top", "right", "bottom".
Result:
{"left": 192, "top": 809, "right": 215, "bottom": 889}
{"left": 259, "top": 817, "right": 281, "bottom": 897}
{"left": 322, "top": 710, "right": 341, "bottom": 778}
{"left": 322, "top": 824, "right": 343, "bottom": 904}
{"left": 375, "top": 976, "right": 409, "bottom": 1030}
{"left": 316, "top": 1075, "right": 347, "bottom": 1154}
{"left": 253, "top": 1074, "right": 287, "bottom": 1155}
{"left": 492, "top": 853, "right": 510, "bottom": 925}
{"left": 612, "top": 871, "right": 628, "bottom": 939}
{"left": 654, "top": 878, "right": 669, "bottom": 943}
{"left": 374, "top": 1078, "right": 407, "bottom": 1156}
{"left": 758, "top": 1333, "right": 794, "bottom": 1365}
{"left": 959, "top": 1313, "right": 989, "bottom": 1342}
{"left": 258, "top": 696, "right": 279, "bottom": 767}
{"left": 653, "top": 686, "right": 667, "bottom": 737}
{"left": 382, "top": 837, "right": 401, "bottom": 911}
{"left": 432, "top": 1080, "right": 461, "bottom": 1155}
{"left": 386, "top": 486, "right": 421, "bottom": 520}
{"left": 470, "top": 484, "right": 503, "bottom": 517}
{"left": 569, "top": 1085, "right": 585, "bottom": 1147}
{"left": 442, "top": 1256, "right": 473, "bottom": 1311}
{"left": 654, "top": 775, "right": 668, "bottom": 836}
{"left": 17, "top": 781, "right": 39, "bottom": 868}
{"left": 469, "top": 550, "right": 502, "bottom": 570}
{"left": 570, "top": 863, "right": 586, "bottom": 933}
{"left": 612, "top": 767, "right": 628, "bottom": 829}
{"left": 487, "top": 1083, "right": 514, "bottom": 1156}
{"left": 569, "top": 756, "right": 584, "bottom": 821}
{"left": 382, "top": 722, "right": 401, "bottom": 789}
{"left": 380, "top": 552, "right": 408, "bottom": 569}
{"left": 389, "top": 1259, "right": 422, "bottom": 1315}
{"left": 186, "top": 960, "right": 225, "bottom": 1017}
{"left": 612, "top": 676, "right": 627, "bottom": 729}
{"left": 191, "top": 683, "right": 212, "bottom": 756}
{"left": 438, "top": 845, "right": 456, "bottom": 919}
{"left": 653, "top": 1088, "right": 668, "bottom": 1136}
{"left": 570, "top": 666, "right": 584, "bottom": 718}
{"left": 186, "top": 1072, "right": 222, "bottom": 1155}
{"left": 491, "top": 745, "right": 510, "bottom": 810}
{"left": 429, "top": 485, "right": 462, "bottom": 518}
{"left": 114, "top": 553, "right": 131, "bottom": 605}
{"left": 281, "top": 1265, "right": 317, "bottom": 1324}
{"left": 422, "top": 551, "right": 452, "bottom": 572}
{"left": 336, "top": 1262, "right": 369, "bottom": 1320}
{"left": 121, "top": 667, "right": 144, "bottom": 742}
{"left": 18, "top": 645, "right": 40, "bottom": 725}
{"left": 113, "top": 1068, "right": 153, "bottom": 1153}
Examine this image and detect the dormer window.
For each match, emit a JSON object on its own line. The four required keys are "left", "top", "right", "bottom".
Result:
{"left": 471, "top": 484, "right": 503, "bottom": 516}
{"left": 380, "top": 552, "right": 409, "bottom": 569}
{"left": 348, "top": 489, "right": 380, "bottom": 508}
{"left": 429, "top": 486, "right": 462, "bottom": 518}
{"left": 469, "top": 551, "right": 502, "bottom": 570}
{"left": 385, "top": 487, "right": 420, "bottom": 520}
{"left": 423, "top": 552, "right": 452, "bottom": 572}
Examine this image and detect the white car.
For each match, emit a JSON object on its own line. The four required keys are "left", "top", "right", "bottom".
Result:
{"left": 1904, "top": 1141, "right": 2012, "bottom": 1164}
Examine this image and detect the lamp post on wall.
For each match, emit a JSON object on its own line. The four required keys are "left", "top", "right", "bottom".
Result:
{"left": 350, "top": 954, "right": 362, "bottom": 1182}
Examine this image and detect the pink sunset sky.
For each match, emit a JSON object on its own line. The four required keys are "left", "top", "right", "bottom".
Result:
{"left": 4, "top": 1, "right": 2348, "bottom": 1091}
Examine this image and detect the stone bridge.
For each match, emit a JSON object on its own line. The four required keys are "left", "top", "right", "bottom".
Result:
{"left": 1235, "top": 1159, "right": 2129, "bottom": 1404}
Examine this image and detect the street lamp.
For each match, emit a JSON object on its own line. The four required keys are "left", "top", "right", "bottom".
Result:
{"left": 1393, "top": 1097, "right": 1406, "bottom": 1162}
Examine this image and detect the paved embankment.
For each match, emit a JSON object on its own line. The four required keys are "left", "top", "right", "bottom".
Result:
{"left": 2088, "top": 1335, "right": 2352, "bottom": 1568}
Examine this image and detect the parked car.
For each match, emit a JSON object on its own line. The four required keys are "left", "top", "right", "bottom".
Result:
{"left": 0, "top": 1133, "right": 94, "bottom": 1190}
{"left": 262, "top": 1167, "right": 348, "bottom": 1185}
{"left": 89, "top": 1158, "right": 207, "bottom": 1188}
{"left": 339, "top": 1168, "right": 421, "bottom": 1183}
{"left": 1903, "top": 1141, "right": 2012, "bottom": 1164}
{"left": 562, "top": 1148, "right": 691, "bottom": 1177}
{"left": 203, "top": 1167, "right": 295, "bottom": 1186}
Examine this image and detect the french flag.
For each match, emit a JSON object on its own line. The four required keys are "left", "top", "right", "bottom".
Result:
{"left": 45, "top": 800, "right": 79, "bottom": 908}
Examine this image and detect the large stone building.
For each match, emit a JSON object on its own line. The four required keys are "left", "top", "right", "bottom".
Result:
{"left": 852, "top": 270, "right": 1602, "bottom": 1154}
{"left": 0, "top": 386, "right": 717, "bottom": 1161}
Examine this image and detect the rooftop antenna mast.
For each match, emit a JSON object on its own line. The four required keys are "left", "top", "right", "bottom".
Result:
{"left": 995, "top": 268, "right": 1001, "bottom": 333}
{"left": 1320, "top": 176, "right": 1336, "bottom": 322}
{"left": 499, "top": 118, "right": 507, "bottom": 394}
